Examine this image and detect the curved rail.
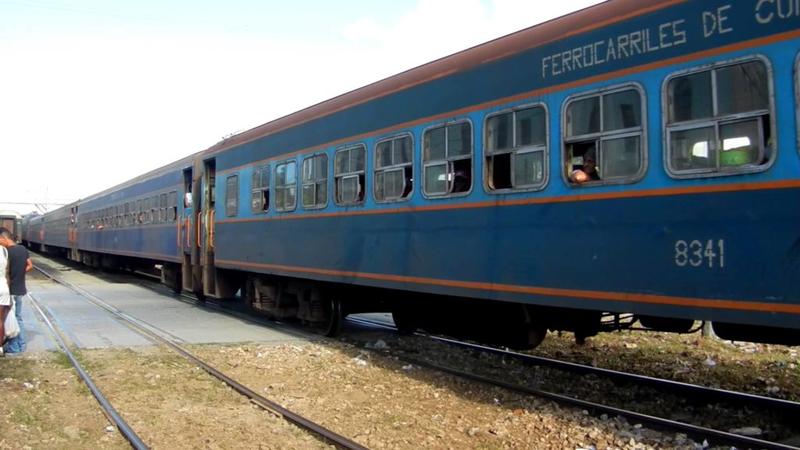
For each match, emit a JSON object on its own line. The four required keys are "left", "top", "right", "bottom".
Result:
{"left": 27, "top": 292, "right": 149, "bottom": 450}
{"left": 34, "top": 264, "right": 369, "bottom": 450}
{"left": 346, "top": 316, "right": 800, "bottom": 450}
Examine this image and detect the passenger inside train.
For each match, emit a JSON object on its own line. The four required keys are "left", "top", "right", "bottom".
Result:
{"left": 568, "top": 147, "right": 600, "bottom": 184}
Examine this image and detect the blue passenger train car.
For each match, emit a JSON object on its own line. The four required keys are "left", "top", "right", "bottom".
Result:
{"left": 25, "top": 0, "right": 800, "bottom": 347}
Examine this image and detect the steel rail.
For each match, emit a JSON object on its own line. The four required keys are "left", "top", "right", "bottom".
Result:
{"left": 346, "top": 316, "right": 800, "bottom": 414}
{"left": 403, "top": 355, "right": 799, "bottom": 450}
{"left": 346, "top": 316, "right": 800, "bottom": 450}
{"left": 33, "top": 257, "right": 797, "bottom": 449}
{"left": 27, "top": 292, "right": 149, "bottom": 450}
{"left": 33, "top": 264, "right": 369, "bottom": 450}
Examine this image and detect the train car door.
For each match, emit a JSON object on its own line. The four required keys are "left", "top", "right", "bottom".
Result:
{"left": 68, "top": 204, "right": 78, "bottom": 260}
{"left": 201, "top": 158, "right": 217, "bottom": 297}
{"left": 181, "top": 166, "right": 195, "bottom": 293}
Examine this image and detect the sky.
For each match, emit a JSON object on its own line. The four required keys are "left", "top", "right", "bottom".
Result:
{"left": 0, "top": 0, "right": 603, "bottom": 214}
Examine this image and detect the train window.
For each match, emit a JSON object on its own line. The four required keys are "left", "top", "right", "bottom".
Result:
{"left": 374, "top": 134, "right": 413, "bottom": 202}
{"left": 334, "top": 144, "right": 366, "bottom": 205}
{"left": 168, "top": 191, "right": 177, "bottom": 222}
{"left": 251, "top": 165, "right": 270, "bottom": 213}
{"left": 137, "top": 199, "right": 143, "bottom": 224}
{"left": 275, "top": 160, "right": 297, "bottom": 212}
{"left": 160, "top": 193, "right": 167, "bottom": 222}
{"left": 301, "top": 154, "right": 328, "bottom": 209}
{"left": 225, "top": 174, "right": 239, "bottom": 217}
{"left": 564, "top": 85, "right": 645, "bottom": 185}
{"left": 485, "top": 104, "right": 547, "bottom": 191}
{"left": 152, "top": 195, "right": 159, "bottom": 223}
{"left": 665, "top": 58, "right": 773, "bottom": 177}
{"left": 423, "top": 120, "right": 473, "bottom": 197}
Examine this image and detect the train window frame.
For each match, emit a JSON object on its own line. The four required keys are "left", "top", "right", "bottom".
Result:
{"left": 301, "top": 153, "right": 329, "bottom": 210}
{"left": 374, "top": 132, "right": 414, "bottom": 203}
{"left": 275, "top": 159, "right": 298, "bottom": 212}
{"left": 561, "top": 83, "right": 647, "bottom": 187}
{"left": 225, "top": 174, "right": 239, "bottom": 217}
{"left": 662, "top": 55, "right": 776, "bottom": 179}
{"left": 484, "top": 103, "right": 549, "bottom": 193}
{"left": 151, "top": 196, "right": 159, "bottom": 224}
{"left": 143, "top": 198, "right": 150, "bottom": 224}
{"left": 251, "top": 164, "right": 270, "bottom": 214}
{"left": 168, "top": 191, "right": 177, "bottom": 222}
{"left": 422, "top": 119, "right": 474, "bottom": 198}
{"left": 334, "top": 143, "right": 366, "bottom": 206}
{"left": 160, "top": 193, "right": 168, "bottom": 223}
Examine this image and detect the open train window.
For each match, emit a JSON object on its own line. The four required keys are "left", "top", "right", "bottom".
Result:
{"left": 150, "top": 196, "right": 158, "bottom": 224}
{"left": 664, "top": 57, "right": 774, "bottom": 177}
{"left": 485, "top": 104, "right": 548, "bottom": 192}
{"left": 225, "top": 174, "right": 239, "bottom": 217}
{"left": 275, "top": 160, "right": 297, "bottom": 212}
{"left": 423, "top": 120, "right": 473, "bottom": 197}
{"left": 375, "top": 134, "right": 413, "bottom": 202}
{"left": 301, "top": 154, "right": 328, "bottom": 209}
{"left": 160, "top": 193, "right": 168, "bottom": 222}
{"left": 143, "top": 198, "right": 150, "bottom": 224}
{"left": 563, "top": 84, "right": 645, "bottom": 186}
{"left": 168, "top": 191, "right": 177, "bottom": 222}
{"left": 251, "top": 165, "right": 270, "bottom": 213}
{"left": 334, "top": 144, "right": 365, "bottom": 205}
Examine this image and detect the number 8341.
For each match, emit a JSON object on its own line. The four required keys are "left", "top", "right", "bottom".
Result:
{"left": 674, "top": 239, "right": 725, "bottom": 268}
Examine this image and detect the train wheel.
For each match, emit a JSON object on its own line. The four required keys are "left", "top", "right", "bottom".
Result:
{"left": 161, "top": 263, "right": 182, "bottom": 294}
{"left": 522, "top": 325, "right": 547, "bottom": 349}
{"left": 320, "top": 297, "right": 343, "bottom": 337}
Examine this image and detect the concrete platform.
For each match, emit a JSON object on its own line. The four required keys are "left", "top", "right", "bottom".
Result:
{"left": 19, "top": 260, "right": 307, "bottom": 352}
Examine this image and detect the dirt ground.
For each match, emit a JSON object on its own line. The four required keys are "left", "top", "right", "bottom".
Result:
{"left": 532, "top": 329, "right": 800, "bottom": 402}
{"left": 1, "top": 328, "right": 797, "bottom": 450}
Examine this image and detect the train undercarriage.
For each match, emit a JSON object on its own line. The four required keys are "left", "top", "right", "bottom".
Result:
{"left": 23, "top": 243, "right": 800, "bottom": 349}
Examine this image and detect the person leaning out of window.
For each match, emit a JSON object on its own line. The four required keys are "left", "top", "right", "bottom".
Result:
{"left": 569, "top": 149, "right": 600, "bottom": 184}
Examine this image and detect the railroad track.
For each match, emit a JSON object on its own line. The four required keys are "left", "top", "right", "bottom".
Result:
{"left": 32, "top": 262, "right": 368, "bottom": 450}
{"left": 27, "top": 292, "right": 149, "bottom": 450}
{"left": 345, "top": 316, "right": 800, "bottom": 450}
{"left": 33, "top": 255, "right": 800, "bottom": 449}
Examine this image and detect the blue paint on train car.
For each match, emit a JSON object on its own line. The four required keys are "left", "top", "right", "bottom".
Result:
{"left": 77, "top": 170, "right": 184, "bottom": 261}
{"left": 215, "top": 38, "right": 800, "bottom": 230}
{"left": 80, "top": 170, "right": 182, "bottom": 210}
{"left": 214, "top": 185, "right": 800, "bottom": 326}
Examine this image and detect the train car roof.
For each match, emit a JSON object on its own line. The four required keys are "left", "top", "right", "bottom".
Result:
{"left": 77, "top": 0, "right": 666, "bottom": 207}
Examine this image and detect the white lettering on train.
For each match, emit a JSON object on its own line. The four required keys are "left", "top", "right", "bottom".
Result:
{"left": 674, "top": 239, "right": 725, "bottom": 269}
{"left": 755, "top": 0, "right": 800, "bottom": 24}
{"left": 703, "top": 5, "right": 733, "bottom": 37}
{"left": 541, "top": 19, "right": 687, "bottom": 79}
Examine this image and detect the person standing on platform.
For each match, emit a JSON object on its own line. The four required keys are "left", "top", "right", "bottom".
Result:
{"left": 0, "top": 227, "right": 32, "bottom": 354}
{"left": 0, "top": 242, "right": 10, "bottom": 355}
